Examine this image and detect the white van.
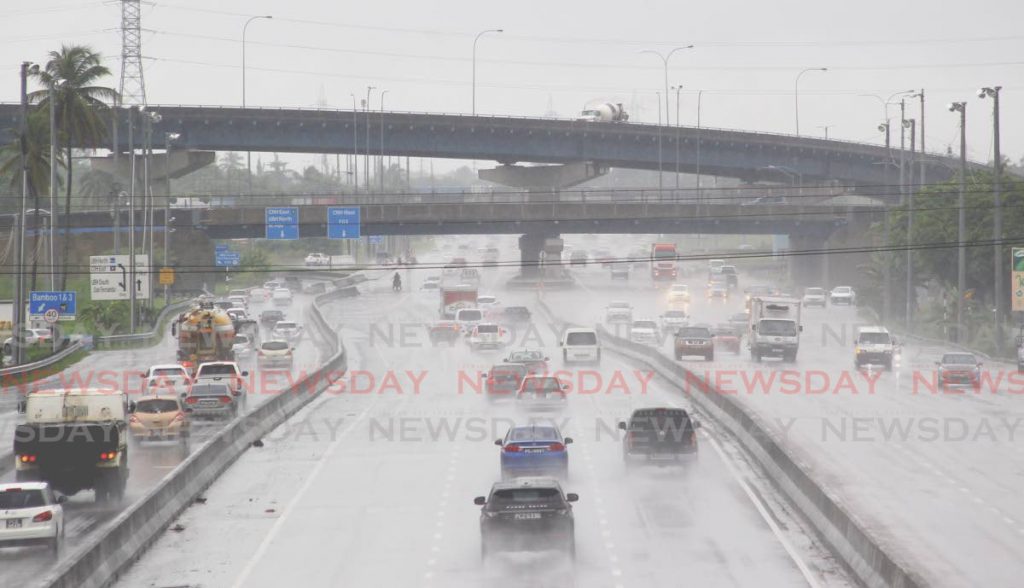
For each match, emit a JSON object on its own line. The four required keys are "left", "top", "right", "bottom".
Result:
{"left": 560, "top": 328, "right": 600, "bottom": 364}
{"left": 455, "top": 308, "right": 484, "bottom": 335}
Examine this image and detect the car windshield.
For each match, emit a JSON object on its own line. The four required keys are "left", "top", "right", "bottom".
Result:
{"left": 136, "top": 399, "right": 180, "bottom": 413}
{"left": 151, "top": 368, "right": 184, "bottom": 378}
{"left": 943, "top": 354, "right": 977, "bottom": 365}
{"left": 458, "top": 310, "right": 483, "bottom": 321}
{"left": 0, "top": 489, "right": 46, "bottom": 509}
{"left": 198, "top": 365, "right": 237, "bottom": 376}
{"left": 478, "top": 296, "right": 496, "bottom": 304}
{"left": 505, "top": 307, "right": 529, "bottom": 315}
{"left": 508, "top": 427, "right": 559, "bottom": 441}
{"left": 664, "top": 311, "right": 686, "bottom": 318}
{"left": 276, "top": 322, "right": 297, "bottom": 329}
{"left": 759, "top": 320, "right": 798, "bottom": 337}
{"left": 805, "top": 288, "right": 825, "bottom": 296}
{"left": 609, "top": 302, "right": 630, "bottom": 309}
{"left": 507, "top": 351, "right": 541, "bottom": 361}
{"left": 671, "top": 285, "right": 687, "bottom": 292}
{"left": 492, "top": 364, "right": 527, "bottom": 379}
{"left": 234, "top": 335, "right": 250, "bottom": 345}
{"left": 859, "top": 332, "right": 891, "bottom": 344}
{"left": 833, "top": 287, "right": 852, "bottom": 294}
{"left": 476, "top": 324, "right": 499, "bottom": 334}
{"left": 263, "top": 311, "right": 283, "bottom": 319}
{"left": 566, "top": 332, "right": 597, "bottom": 345}
{"left": 629, "top": 410, "right": 693, "bottom": 433}
{"left": 678, "top": 327, "right": 710, "bottom": 338}
{"left": 262, "top": 341, "right": 289, "bottom": 351}
{"left": 490, "top": 488, "right": 562, "bottom": 505}
{"left": 521, "top": 378, "right": 562, "bottom": 392}
{"left": 633, "top": 321, "right": 657, "bottom": 330}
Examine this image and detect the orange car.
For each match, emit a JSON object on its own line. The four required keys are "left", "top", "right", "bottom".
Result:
{"left": 129, "top": 396, "right": 190, "bottom": 444}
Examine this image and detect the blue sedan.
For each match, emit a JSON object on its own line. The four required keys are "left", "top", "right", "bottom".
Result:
{"left": 496, "top": 425, "right": 572, "bottom": 480}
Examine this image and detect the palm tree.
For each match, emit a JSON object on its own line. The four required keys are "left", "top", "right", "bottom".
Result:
{"left": 29, "top": 45, "right": 117, "bottom": 290}
{"left": 0, "top": 109, "right": 63, "bottom": 290}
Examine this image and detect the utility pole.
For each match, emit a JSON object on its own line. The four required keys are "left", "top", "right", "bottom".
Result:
{"left": 380, "top": 90, "right": 388, "bottom": 192}
{"left": 949, "top": 101, "right": 967, "bottom": 344}
{"left": 127, "top": 106, "right": 137, "bottom": 334}
{"left": 656, "top": 91, "right": 663, "bottom": 195}
{"left": 917, "top": 90, "right": 926, "bottom": 186}
{"left": 48, "top": 83, "right": 57, "bottom": 291}
{"left": 904, "top": 118, "right": 916, "bottom": 330}
{"left": 672, "top": 85, "right": 682, "bottom": 191}
{"left": 350, "top": 94, "right": 358, "bottom": 193}
{"left": 14, "top": 62, "right": 36, "bottom": 366}
{"left": 365, "top": 87, "right": 375, "bottom": 192}
{"left": 979, "top": 86, "right": 1003, "bottom": 352}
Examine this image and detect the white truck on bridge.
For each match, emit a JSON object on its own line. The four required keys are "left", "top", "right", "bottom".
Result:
{"left": 577, "top": 102, "right": 629, "bottom": 123}
{"left": 748, "top": 296, "right": 802, "bottom": 362}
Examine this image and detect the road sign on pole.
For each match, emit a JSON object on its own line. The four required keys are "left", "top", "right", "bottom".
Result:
{"left": 159, "top": 267, "right": 175, "bottom": 285}
{"left": 265, "top": 207, "right": 299, "bottom": 240}
{"left": 29, "top": 291, "right": 76, "bottom": 321}
{"left": 369, "top": 235, "right": 384, "bottom": 245}
{"left": 328, "top": 206, "right": 361, "bottom": 239}
{"left": 215, "top": 244, "right": 242, "bottom": 267}
{"left": 89, "top": 255, "right": 151, "bottom": 301}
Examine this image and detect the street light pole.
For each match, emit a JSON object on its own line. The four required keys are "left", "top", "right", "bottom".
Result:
{"left": 48, "top": 82, "right": 57, "bottom": 291}
{"left": 350, "top": 94, "right": 359, "bottom": 193}
{"left": 365, "top": 86, "right": 375, "bottom": 192}
{"left": 472, "top": 29, "right": 503, "bottom": 116}
{"left": 949, "top": 101, "right": 967, "bottom": 344}
{"left": 904, "top": 117, "right": 916, "bottom": 330}
{"left": 242, "top": 15, "right": 272, "bottom": 195}
{"left": 641, "top": 46, "right": 694, "bottom": 127}
{"left": 127, "top": 105, "right": 137, "bottom": 334}
{"left": 794, "top": 67, "right": 827, "bottom": 136}
{"left": 656, "top": 91, "right": 663, "bottom": 194}
{"left": 380, "top": 90, "right": 388, "bottom": 192}
{"left": 14, "top": 62, "right": 37, "bottom": 366}
{"left": 671, "top": 84, "right": 682, "bottom": 191}
{"left": 696, "top": 89, "right": 703, "bottom": 204}
{"left": 979, "top": 86, "right": 1003, "bottom": 352}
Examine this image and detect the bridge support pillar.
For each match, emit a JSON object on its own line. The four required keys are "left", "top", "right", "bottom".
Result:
{"left": 480, "top": 162, "right": 606, "bottom": 191}
{"left": 518, "top": 233, "right": 563, "bottom": 279}
{"left": 788, "top": 234, "right": 828, "bottom": 289}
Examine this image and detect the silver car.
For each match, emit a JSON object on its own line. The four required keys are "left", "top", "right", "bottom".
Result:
{"left": 183, "top": 382, "right": 240, "bottom": 420}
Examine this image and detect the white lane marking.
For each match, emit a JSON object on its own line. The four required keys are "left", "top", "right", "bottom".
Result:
{"left": 705, "top": 434, "right": 824, "bottom": 588}
{"left": 229, "top": 396, "right": 380, "bottom": 588}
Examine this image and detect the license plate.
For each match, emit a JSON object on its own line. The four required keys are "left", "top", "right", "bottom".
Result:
{"left": 6, "top": 519, "right": 22, "bottom": 528}
{"left": 513, "top": 513, "right": 542, "bottom": 520}
{"left": 200, "top": 400, "right": 218, "bottom": 407}
{"left": 524, "top": 448, "right": 545, "bottom": 453}
{"left": 649, "top": 454, "right": 676, "bottom": 460}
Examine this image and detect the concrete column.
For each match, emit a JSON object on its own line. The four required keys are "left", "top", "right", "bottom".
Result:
{"left": 518, "top": 233, "right": 544, "bottom": 278}
{"left": 788, "top": 234, "right": 827, "bottom": 289}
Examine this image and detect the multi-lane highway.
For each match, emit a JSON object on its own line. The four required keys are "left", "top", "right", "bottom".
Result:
{"left": 112, "top": 259, "right": 854, "bottom": 588}
{"left": 0, "top": 289, "right": 330, "bottom": 586}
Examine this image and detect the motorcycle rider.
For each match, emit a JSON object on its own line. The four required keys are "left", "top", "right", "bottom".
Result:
{"left": 393, "top": 272, "right": 402, "bottom": 291}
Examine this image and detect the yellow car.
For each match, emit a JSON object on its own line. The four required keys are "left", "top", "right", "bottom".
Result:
{"left": 129, "top": 396, "right": 190, "bottom": 444}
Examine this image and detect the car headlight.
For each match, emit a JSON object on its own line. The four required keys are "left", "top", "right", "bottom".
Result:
{"left": 855, "top": 347, "right": 862, "bottom": 354}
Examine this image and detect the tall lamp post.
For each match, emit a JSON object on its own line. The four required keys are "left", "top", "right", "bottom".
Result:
{"left": 350, "top": 93, "right": 359, "bottom": 193}
{"left": 979, "top": 86, "right": 1003, "bottom": 351}
{"left": 379, "top": 90, "right": 389, "bottom": 192}
{"left": 696, "top": 89, "right": 704, "bottom": 204}
{"left": 641, "top": 46, "right": 694, "bottom": 127}
{"left": 949, "top": 101, "right": 967, "bottom": 344}
{"left": 163, "top": 132, "right": 179, "bottom": 305}
{"left": 794, "top": 67, "right": 827, "bottom": 136}
{"left": 242, "top": 15, "right": 272, "bottom": 194}
{"left": 904, "top": 117, "right": 916, "bottom": 330}
{"left": 472, "top": 29, "right": 503, "bottom": 115}
{"left": 365, "top": 86, "right": 375, "bottom": 192}
{"left": 14, "top": 61, "right": 39, "bottom": 366}
{"left": 671, "top": 84, "right": 683, "bottom": 191}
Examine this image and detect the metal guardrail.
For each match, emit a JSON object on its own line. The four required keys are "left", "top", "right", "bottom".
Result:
{"left": 42, "top": 278, "right": 349, "bottom": 588}
{"left": 93, "top": 299, "right": 194, "bottom": 348}
{"left": 0, "top": 341, "right": 84, "bottom": 380}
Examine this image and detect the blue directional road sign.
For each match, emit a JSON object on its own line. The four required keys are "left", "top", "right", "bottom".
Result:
{"left": 327, "top": 206, "right": 361, "bottom": 239}
{"left": 29, "top": 291, "right": 77, "bottom": 321}
{"left": 215, "top": 244, "right": 241, "bottom": 267}
{"left": 369, "top": 235, "right": 384, "bottom": 245}
{"left": 265, "top": 207, "right": 299, "bottom": 240}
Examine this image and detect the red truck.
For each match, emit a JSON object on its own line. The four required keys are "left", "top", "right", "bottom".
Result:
{"left": 650, "top": 243, "right": 678, "bottom": 281}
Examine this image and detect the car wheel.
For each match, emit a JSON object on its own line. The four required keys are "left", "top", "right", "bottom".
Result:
{"left": 567, "top": 537, "right": 576, "bottom": 561}
{"left": 3, "top": 344, "right": 10, "bottom": 355}
{"left": 705, "top": 352, "right": 714, "bottom": 361}
{"left": 751, "top": 351, "right": 761, "bottom": 362}
{"left": 49, "top": 535, "right": 60, "bottom": 556}
{"left": 563, "top": 350, "right": 568, "bottom": 363}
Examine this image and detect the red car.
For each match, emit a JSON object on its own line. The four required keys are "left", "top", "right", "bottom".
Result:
{"left": 429, "top": 321, "right": 461, "bottom": 345}
{"left": 712, "top": 324, "right": 741, "bottom": 354}
{"left": 503, "top": 350, "right": 549, "bottom": 375}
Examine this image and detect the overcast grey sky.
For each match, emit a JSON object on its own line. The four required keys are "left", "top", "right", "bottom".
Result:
{"left": 2, "top": 0, "right": 1021, "bottom": 170}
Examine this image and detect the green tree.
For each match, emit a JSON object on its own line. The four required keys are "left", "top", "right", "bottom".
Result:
{"left": 29, "top": 45, "right": 117, "bottom": 290}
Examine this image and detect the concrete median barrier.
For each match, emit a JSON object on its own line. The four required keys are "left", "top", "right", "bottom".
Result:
{"left": 535, "top": 298, "right": 927, "bottom": 588}
{"left": 40, "top": 287, "right": 348, "bottom": 588}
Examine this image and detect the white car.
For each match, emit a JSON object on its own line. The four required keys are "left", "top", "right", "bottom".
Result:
{"left": 257, "top": 340, "right": 294, "bottom": 369}
{"left": 802, "top": 287, "right": 827, "bottom": 307}
{"left": 660, "top": 309, "right": 688, "bottom": 330}
{"left": 228, "top": 295, "right": 248, "bottom": 311}
{"left": 667, "top": 283, "right": 691, "bottom": 304}
{"left": 228, "top": 289, "right": 250, "bottom": 303}
{"left": 263, "top": 280, "right": 283, "bottom": 291}
{"left": 231, "top": 333, "right": 255, "bottom": 361}
{"left": 3, "top": 328, "right": 51, "bottom": 356}
{"left": 560, "top": 328, "right": 600, "bottom": 364}
{"left": 305, "top": 252, "right": 331, "bottom": 267}
{"left": 629, "top": 319, "right": 660, "bottom": 345}
{"left": 0, "top": 482, "right": 65, "bottom": 554}
{"left": 226, "top": 307, "right": 250, "bottom": 322}
{"left": 830, "top": 286, "right": 857, "bottom": 306}
{"left": 605, "top": 301, "right": 633, "bottom": 323}
{"left": 194, "top": 361, "right": 249, "bottom": 397}
{"left": 272, "top": 288, "right": 293, "bottom": 307}
{"left": 142, "top": 364, "right": 192, "bottom": 397}
{"left": 467, "top": 323, "right": 505, "bottom": 351}
{"left": 271, "top": 321, "right": 304, "bottom": 342}
{"left": 476, "top": 295, "right": 499, "bottom": 308}
{"left": 248, "top": 287, "right": 270, "bottom": 303}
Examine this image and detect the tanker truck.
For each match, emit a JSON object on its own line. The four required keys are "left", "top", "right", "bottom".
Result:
{"left": 172, "top": 299, "right": 237, "bottom": 369}
{"left": 577, "top": 102, "right": 629, "bottom": 123}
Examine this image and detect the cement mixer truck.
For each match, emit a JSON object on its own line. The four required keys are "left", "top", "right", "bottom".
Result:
{"left": 577, "top": 102, "right": 629, "bottom": 123}
{"left": 172, "top": 299, "right": 237, "bottom": 369}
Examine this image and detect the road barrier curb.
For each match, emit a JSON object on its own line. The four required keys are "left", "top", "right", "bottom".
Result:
{"left": 535, "top": 298, "right": 928, "bottom": 588}
{"left": 41, "top": 285, "right": 350, "bottom": 588}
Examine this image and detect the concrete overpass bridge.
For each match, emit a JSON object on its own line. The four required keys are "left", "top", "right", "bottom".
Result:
{"left": 0, "top": 104, "right": 966, "bottom": 189}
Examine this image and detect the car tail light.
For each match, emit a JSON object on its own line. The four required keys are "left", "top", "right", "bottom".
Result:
{"left": 548, "top": 442, "right": 565, "bottom": 452}
{"left": 32, "top": 510, "right": 53, "bottom": 523}
{"left": 627, "top": 431, "right": 637, "bottom": 441}
{"left": 172, "top": 412, "right": 185, "bottom": 422}
{"left": 99, "top": 452, "right": 118, "bottom": 461}
{"left": 220, "top": 396, "right": 233, "bottom": 404}
{"left": 185, "top": 396, "right": 198, "bottom": 405}
{"left": 129, "top": 414, "right": 140, "bottom": 423}
{"left": 258, "top": 350, "right": 265, "bottom": 356}
{"left": 18, "top": 454, "right": 37, "bottom": 463}
{"left": 503, "top": 444, "right": 521, "bottom": 453}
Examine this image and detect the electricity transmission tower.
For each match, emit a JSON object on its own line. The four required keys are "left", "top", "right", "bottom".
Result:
{"left": 119, "top": 0, "right": 146, "bottom": 105}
